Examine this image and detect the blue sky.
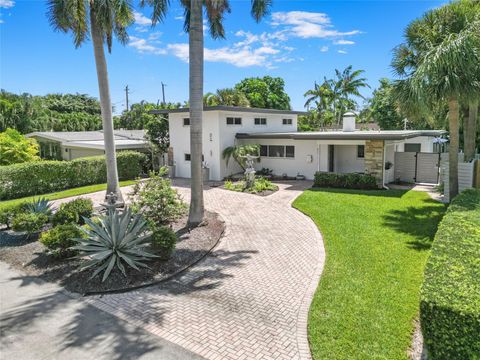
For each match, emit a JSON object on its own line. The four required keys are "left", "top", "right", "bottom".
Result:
{"left": 1, "top": 0, "right": 444, "bottom": 113}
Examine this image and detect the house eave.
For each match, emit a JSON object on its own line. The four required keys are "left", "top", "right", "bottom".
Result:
{"left": 235, "top": 130, "right": 447, "bottom": 141}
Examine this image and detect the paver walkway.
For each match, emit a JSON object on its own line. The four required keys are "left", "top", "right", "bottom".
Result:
{"left": 8, "top": 180, "right": 324, "bottom": 359}
{"left": 83, "top": 180, "right": 325, "bottom": 360}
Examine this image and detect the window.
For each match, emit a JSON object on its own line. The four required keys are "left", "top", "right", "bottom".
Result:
{"left": 357, "top": 145, "right": 365, "bottom": 158}
{"left": 183, "top": 118, "right": 190, "bottom": 126}
{"left": 405, "top": 143, "right": 421, "bottom": 152}
{"left": 184, "top": 153, "right": 191, "bottom": 161}
{"left": 226, "top": 117, "right": 242, "bottom": 125}
{"left": 260, "top": 145, "right": 268, "bottom": 157}
{"left": 282, "top": 118, "right": 293, "bottom": 125}
{"left": 254, "top": 117, "right": 267, "bottom": 125}
{"left": 259, "top": 145, "right": 295, "bottom": 158}
{"left": 268, "top": 145, "right": 284, "bottom": 157}
{"left": 286, "top": 146, "right": 295, "bottom": 158}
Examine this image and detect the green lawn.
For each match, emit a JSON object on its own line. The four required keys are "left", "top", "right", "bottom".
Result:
{"left": 0, "top": 180, "right": 136, "bottom": 210}
{"left": 293, "top": 188, "right": 446, "bottom": 360}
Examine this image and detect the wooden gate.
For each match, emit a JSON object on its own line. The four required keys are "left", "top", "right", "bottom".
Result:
{"left": 394, "top": 152, "right": 440, "bottom": 184}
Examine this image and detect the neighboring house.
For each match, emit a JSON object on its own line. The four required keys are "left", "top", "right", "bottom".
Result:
{"left": 27, "top": 130, "right": 149, "bottom": 160}
{"left": 153, "top": 106, "right": 446, "bottom": 187}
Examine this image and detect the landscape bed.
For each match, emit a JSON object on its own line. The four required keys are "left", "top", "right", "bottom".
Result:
{"left": 293, "top": 188, "right": 446, "bottom": 360}
{"left": 0, "top": 211, "right": 224, "bottom": 294}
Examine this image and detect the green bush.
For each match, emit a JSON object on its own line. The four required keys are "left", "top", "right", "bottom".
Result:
{"left": 52, "top": 198, "right": 94, "bottom": 226}
{"left": 420, "top": 189, "right": 480, "bottom": 359}
{"left": 150, "top": 225, "right": 177, "bottom": 258}
{"left": 224, "top": 177, "right": 278, "bottom": 194}
{"left": 0, "top": 202, "right": 27, "bottom": 229}
{"left": 11, "top": 212, "right": 48, "bottom": 234}
{"left": 0, "top": 151, "right": 147, "bottom": 200}
{"left": 313, "top": 172, "right": 378, "bottom": 189}
{"left": 131, "top": 169, "right": 187, "bottom": 227}
{"left": 40, "top": 224, "right": 83, "bottom": 258}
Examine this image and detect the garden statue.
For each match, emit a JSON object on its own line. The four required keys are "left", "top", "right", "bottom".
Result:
{"left": 241, "top": 154, "right": 259, "bottom": 189}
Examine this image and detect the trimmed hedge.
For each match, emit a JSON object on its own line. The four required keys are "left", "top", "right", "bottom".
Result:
{"left": 0, "top": 151, "right": 146, "bottom": 200}
{"left": 313, "top": 172, "right": 378, "bottom": 189}
{"left": 420, "top": 189, "right": 480, "bottom": 359}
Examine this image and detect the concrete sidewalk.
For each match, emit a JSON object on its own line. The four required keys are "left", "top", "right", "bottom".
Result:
{"left": 0, "top": 262, "right": 203, "bottom": 360}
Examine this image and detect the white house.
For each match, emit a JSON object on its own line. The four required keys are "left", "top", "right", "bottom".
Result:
{"left": 27, "top": 130, "right": 150, "bottom": 160}
{"left": 153, "top": 106, "right": 446, "bottom": 187}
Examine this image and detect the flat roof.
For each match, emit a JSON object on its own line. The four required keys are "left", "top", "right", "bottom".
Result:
{"left": 150, "top": 105, "right": 308, "bottom": 115}
{"left": 236, "top": 130, "right": 447, "bottom": 141}
{"left": 26, "top": 130, "right": 148, "bottom": 150}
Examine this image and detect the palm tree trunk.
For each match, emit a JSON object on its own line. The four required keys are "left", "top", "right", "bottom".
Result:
{"left": 448, "top": 97, "right": 459, "bottom": 200}
{"left": 187, "top": 0, "right": 204, "bottom": 226}
{"left": 464, "top": 99, "right": 478, "bottom": 161}
{"left": 90, "top": 9, "right": 123, "bottom": 204}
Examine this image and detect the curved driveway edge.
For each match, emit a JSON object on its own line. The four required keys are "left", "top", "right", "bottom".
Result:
{"left": 87, "top": 180, "right": 325, "bottom": 360}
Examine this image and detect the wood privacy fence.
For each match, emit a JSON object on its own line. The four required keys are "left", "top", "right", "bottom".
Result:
{"left": 440, "top": 153, "right": 479, "bottom": 202}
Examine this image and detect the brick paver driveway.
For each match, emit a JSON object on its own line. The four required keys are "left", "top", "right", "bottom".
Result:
{"left": 87, "top": 181, "right": 325, "bottom": 360}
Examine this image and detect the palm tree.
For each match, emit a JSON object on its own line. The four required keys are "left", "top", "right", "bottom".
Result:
{"left": 464, "top": 99, "right": 478, "bottom": 161}
{"left": 146, "top": 0, "right": 271, "bottom": 225}
{"left": 392, "top": 1, "right": 480, "bottom": 199}
{"left": 334, "top": 66, "right": 369, "bottom": 125}
{"left": 47, "top": 0, "right": 133, "bottom": 204}
{"left": 303, "top": 79, "right": 335, "bottom": 128}
{"left": 204, "top": 88, "right": 250, "bottom": 107}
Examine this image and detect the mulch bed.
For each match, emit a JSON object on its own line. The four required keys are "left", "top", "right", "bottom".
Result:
{"left": 0, "top": 211, "right": 224, "bottom": 295}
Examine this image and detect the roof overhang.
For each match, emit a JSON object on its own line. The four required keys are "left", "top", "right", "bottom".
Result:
{"left": 236, "top": 130, "right": 447, "bottom": 141}
{"left": 150, "top": 106, "right": 308, "bottom": 116}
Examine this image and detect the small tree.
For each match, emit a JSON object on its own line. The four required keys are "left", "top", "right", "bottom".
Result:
{"left": 222, "top": 144, "right": 260, "bottom": 171}
{"left": 0, "top": 128, "right": 40, "bottom": 165}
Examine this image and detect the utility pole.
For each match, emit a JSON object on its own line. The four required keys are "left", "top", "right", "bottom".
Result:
{"left": 161, "top": 82, "right": 166, "bottom": 104}
{"left": 403, "top": 118, "right": 408, "bottom": 130}
{"left": 124, "top": 85, "right": 129, "bottom": 111}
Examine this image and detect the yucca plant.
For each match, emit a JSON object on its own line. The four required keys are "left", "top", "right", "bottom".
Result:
{"left": 26, "top": 197, "right": 53, "bottom": 216}
{"left": 73, "top": 207, "right": 157, "bottom": 282}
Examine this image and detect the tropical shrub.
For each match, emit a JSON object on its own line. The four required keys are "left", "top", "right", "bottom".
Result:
{"left": 52, "top": 198, "right": 93, "bottom": 225}
{"left": 11, "top": 212, "right": 48, "bottom": 234}
{"left": 224, "top": 177, "right": 277, "bottom": 194}
{"left": 0, "top": 128, "right": 40, "bottom": 165}
{"left": 73, "top": 207, "right": 157, "bottom": 282}
{"left": 252, "top": 177, "right": 277, "bottom": 193}
{"left": 0, "top": 150, "right": 146, "bottom": 200}
{"left": 420, "top": 189, "right": 480, "bottom": 359}
{"left": 25, "top": 197, "right": 53, "bottom": 216}
{"left": 150, "top": 226, "right": 177, "bottom": 258}
{"left": 40, "top": 224, "right": 83, "bottom": 258}
{"left": 0, "top": 202, "right": 27, "bottom": 229}
{"left": 313, "top": 172, "right": 378, "bottom": 189}
{"left": 131, "top": 169, "right": 187, "bottom": 226}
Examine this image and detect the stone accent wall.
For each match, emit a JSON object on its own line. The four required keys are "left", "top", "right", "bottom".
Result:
{"left": 365, "top": 140, "right": 384, "bottom": 187}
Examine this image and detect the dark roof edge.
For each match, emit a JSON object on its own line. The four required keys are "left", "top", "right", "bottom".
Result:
{"left": 236, "top": 130, "right": 447, "bottom": 141}
{"left": 149, "top": 106, "right": 308, "bottom": 115}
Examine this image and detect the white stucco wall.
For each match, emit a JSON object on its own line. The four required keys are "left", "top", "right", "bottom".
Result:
{"left": 333, "top": 145, "right": 365, "bottom": 173}
{"left": 384, "top": 141, "right": 396, "bottom": 183}
{"left": 168, "top": 110, "right": 298, "bottom": 180}
{"left": 240, "top": 138, "right": 318, "bottom": 179}
{"left": 397, "top": 136, "right": 435, "bottom": 152}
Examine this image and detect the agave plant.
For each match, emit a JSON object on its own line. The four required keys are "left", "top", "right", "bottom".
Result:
{"left": 73, "top": 207, "right": 157, "bottom": 282}
{"left": 26, "top": 197, "right": 53, "bottom": 216}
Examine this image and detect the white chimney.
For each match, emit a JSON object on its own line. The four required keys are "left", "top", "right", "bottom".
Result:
{"left": 342, "top": 112, "right": 356, "bottom": 132}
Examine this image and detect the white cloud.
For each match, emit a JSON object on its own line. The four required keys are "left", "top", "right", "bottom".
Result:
{"left": 338, "top": 50, "right": 348, "bottom": 54}
{"left": 128, "top": 36, "right": 166, "bottom": 55}
{"left": 271, "top": 11, "right": 360, "bottom": 39}
{"left": 320, "top": 46, "right": 329, "bottom": 52}
{"left": 133, "top": 11, "right": 152, "bottom": 26}
{"left": 334, "top": 39, "right": 355, "bottom": 45}
{"left": 0, "top": 0, "right": 14, "bottom": 9}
